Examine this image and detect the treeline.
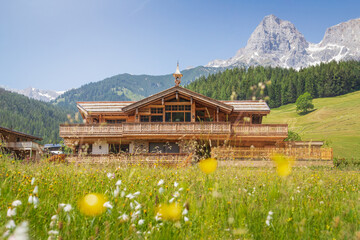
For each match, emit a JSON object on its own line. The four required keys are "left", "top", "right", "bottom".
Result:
{"left": 186, "top": 60, "right": 360, "bottom": 108}
{"left": 0, "top": 88, "right": 75, "bottom": 143}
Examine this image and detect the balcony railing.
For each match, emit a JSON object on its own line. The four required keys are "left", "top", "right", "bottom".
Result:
{"left": 60, "top": 123, "right": 288, "bottom": 138}
{"left": 5, "top": 142, "right": 41, "bottom": 150}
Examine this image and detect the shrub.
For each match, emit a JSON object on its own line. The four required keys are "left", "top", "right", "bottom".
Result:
{"left": 47, "top": 154, "right": 67, "bottom": 163}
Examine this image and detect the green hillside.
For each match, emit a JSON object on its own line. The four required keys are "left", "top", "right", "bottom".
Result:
{"left": 263, "top": 91, "right": 360, "bottom": 158}
{"left": 0, "top": 88, "right": 75, "bottom": 143}
{"left": 53, "top": 66, "right": 224, "bottom": 111}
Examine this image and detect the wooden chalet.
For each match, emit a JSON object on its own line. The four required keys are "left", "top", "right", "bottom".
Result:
{"left": 0, "top": 126, "right": 43, "bottom": 160}
{"left": 60, "top": 64, "right": 332, "bottom": 161}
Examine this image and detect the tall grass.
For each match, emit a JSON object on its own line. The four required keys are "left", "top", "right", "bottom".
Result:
{"left": 0, "top": 156, "right": 359, "bottom": 239}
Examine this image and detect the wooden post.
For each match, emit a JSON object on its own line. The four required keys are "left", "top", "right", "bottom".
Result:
{"left": 216, "top": 107, "right": 219, "bottom": 122}
{"left": 191, "top": 101, "right": 196, "bottom": 122}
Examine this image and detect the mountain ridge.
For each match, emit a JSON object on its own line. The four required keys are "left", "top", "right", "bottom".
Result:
{"left": 207, "top": 15, "right": 360, "bottom": 69}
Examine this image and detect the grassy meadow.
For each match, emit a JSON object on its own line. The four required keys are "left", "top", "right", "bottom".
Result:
{"left": 1, "top": 156, "right": 359, "bottom": 239}
{"left": 263, "top": 90, "right": 360, "bottom": 159}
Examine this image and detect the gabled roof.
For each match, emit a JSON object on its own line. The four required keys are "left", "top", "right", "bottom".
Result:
{"left": 122, "top": 86, "right": 234, "bottom": 113}
{"left": 0, "top": 126, "right": 43, "bottom": 141}
{"left": 220, "top": 101, "right": 270, "bottom": 112}
{"left": 77, "top": 101, "right": 135, "bottom": 115}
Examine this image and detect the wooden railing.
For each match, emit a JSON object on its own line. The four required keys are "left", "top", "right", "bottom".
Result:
{"left": 66, "top": 153, "right": 190, "bottom": 165}
{"left": 59, "top": 123, "right": 288, "bottom": 138}
{"left": 5, "top": 142, "right": 41, "bottom": 150}
{"left": 212, "top": 147, "right": 333, "bottom": 161}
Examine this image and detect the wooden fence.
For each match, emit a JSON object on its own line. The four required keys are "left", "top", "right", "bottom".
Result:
{"left": 66, "top": 153, "right": 191, "bottom": 166}
{"left": 211, "top": 147, "right": 333, "bottom": 161}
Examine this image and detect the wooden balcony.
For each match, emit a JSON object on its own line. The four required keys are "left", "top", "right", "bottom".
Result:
{"left": 5, "top": 141, "right": 42, "bottom": 150}
{"left": 60, "top": 123, "right": 288, "bottom": 139}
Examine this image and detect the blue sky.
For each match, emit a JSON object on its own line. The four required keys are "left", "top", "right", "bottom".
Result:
{"left": 0, "top": 0, "right": 359, "bottom": 91}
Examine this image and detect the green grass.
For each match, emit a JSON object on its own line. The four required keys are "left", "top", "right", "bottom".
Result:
{"left": 263, "top": 91, "right": 360, "bottom": 159}
{"left": 0, "top": 157, "right": 359, "bottom": 239}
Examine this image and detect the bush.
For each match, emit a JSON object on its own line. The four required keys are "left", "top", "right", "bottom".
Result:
{"left": 284, "top": 130, "right": 302, "bottom": 141}
{"left": 333, "top": 157, "right": 360, "bottom": 168}
{"left": 47, "top": 154, "right": 67, "bottom": 164}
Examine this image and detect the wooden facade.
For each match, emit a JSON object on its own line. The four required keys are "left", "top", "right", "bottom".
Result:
{"left": 0, "top": 126, "right": 43, "bottom": 160}
{"left": 59, "top": 65, "right": 331, "bottom": 160}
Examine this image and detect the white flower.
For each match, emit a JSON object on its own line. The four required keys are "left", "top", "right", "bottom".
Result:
{"left": 178, "top": 188, "right": 183, "bottom": 191}
{"left": 59, "top": 203, "right": 66, "bottom": 208}
{"left": 320, "top": 201, "right": 324, "bottom": 205}
{"left": 265, "top": 219, "right": 270, "bottom": 226}
{"left": 32, "top": 196, "right": 39, "bottom": 206}
{"left": 135, "top": 203, "right": 141, "bottom": 210}
{"left": 107, "top": 173, "right": 115, "bottom": 179}
{"left": 113, "top": 187, "right": 120, "bottom": 197}
{"left": 157, "top": 179, "right": 164, "bottom": 186}
{"left": 173, "top": 191, "right": 180, "bottom": 198}
{"left": 182, "top": 209, "right": 188, "bottom": 215}
{"left": 28, "top": 196, "right": 33, "bottom": 204}
{"left": 138, "top": 219, "right": 145, "bottom": 225}
{"left": 6, "top": 220, "right": 16, "bottom": 229}
{"left": 159, "top": 187, "right": 164, "bottom": 194}
{"left": 119, "top": 213, "right": 129, "bottom": 221}
{"left": 31, "top": 177, "right": 35, "bottom": 185}
{"left": 268, "top": 211, "right": 273, "bottom": 216}
{"left": 126, "top": 193, "right": 135, "bottom": 199}
{"left": 155, "top": 213, "right": 162, "bottom": 221}
{"left": 33, "top": 186, "right": 38, "bottom": 194}
{"left": 63, "top": 204, "right": 72, "bottom": 212}
{"left": 115, "top": 180, "right": 122, "bottom": 186}
{"left": 51, "top": 215, "right": 58, "bottom": 220}
{"left": 133, "top": 191, "right": 140, "bottom": 196}
{"left": 12, "top": 200, "right": 22, "bottom": 207}
{"left": 7, "top": 208, "right": 16, "bottom": 217}
{"left": 48, "top": 230, "right": 59, "bottom": 235}
{"left": 103, "top": 202, "right": 113, "bottom": 209}
{"left": 174, "top": 182, "right": 179, "bottom": 188}
{"left": 121, "top": 191, "right": 126, "bottom": 198}
{"left": 184, "top": 216, "right": 189, "bottom": 222}
{"left": 9, "top": 221, "right": 29, "bottom": 240}
{"left": 169, "top": 198, "right": 175, "bottom": 203}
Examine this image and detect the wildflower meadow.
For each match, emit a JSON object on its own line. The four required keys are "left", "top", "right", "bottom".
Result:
{"left": 0, "top": 155, "right": 359, "bottom": 239}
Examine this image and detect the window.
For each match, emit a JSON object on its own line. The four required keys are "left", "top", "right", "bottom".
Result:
{"left": 165, "top": 112, "right": 171, "bottom": 122}
{"left": 149, "top": 142, "right": 180, "bottom": 153}
{"left": 106, "top": 119, "right": 126, "bottom": 124}
{"left": 185, "top": 112, "right": 191, "bottom": 122}
{"left": 151, "top": 115, "right": 163, "bottom": 122}
{"left": 140, "top": 116, "right": 149, "bottom": 122}
{"left": 164, "top": 104, "right": 191, "bottom": 122}
{"left": 109, "top": 144, "right": 129, "bottom": 154}
{"left": 151, "top": 108, "right": 163, "bottom": 114}
{"left": 172, "top": 112, "right": 184, "bottom": 122}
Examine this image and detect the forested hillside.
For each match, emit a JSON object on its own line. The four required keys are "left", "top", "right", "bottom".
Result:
{"left": 187, "top": 61, "right": 360, "bottom": 108}
{"left": 53, "top": 66, "right": 223, "bottom": 111}
{"left": 0, "top": 88, "right": 74, "bottom": 143}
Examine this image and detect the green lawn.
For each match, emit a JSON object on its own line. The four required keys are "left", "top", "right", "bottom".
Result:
{"left": 263, "top": 91, "right": 360, "bottom": 159}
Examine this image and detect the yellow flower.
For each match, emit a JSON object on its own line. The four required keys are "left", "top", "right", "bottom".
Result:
{"left": 157, "top": 203, "right": 181, "bottom": 221}
{"left": 271, "top": 154, "right": 294, "bottom": 177}
{"left": 78, "top": 193, "right": 107, "bottom": 216}
{"left": 198, "top": 158, "right": 217, "bottom": 174}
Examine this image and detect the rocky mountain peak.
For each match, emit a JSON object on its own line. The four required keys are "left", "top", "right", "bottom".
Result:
{"left": 207, "top": 15, "right": 360, "bottom": 69}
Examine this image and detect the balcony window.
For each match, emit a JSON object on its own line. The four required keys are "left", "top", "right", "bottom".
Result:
{"left": 140, "top": 116, "right": 149, "bottom": 122}
{"left": 151, "top": 115, "right": 163, "bottom": 122}
{"left": 106, "top": 119, "right": 126, "bottom": 124}
{"left": 172, "top": 112, "right": 184, "bottom": 122}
